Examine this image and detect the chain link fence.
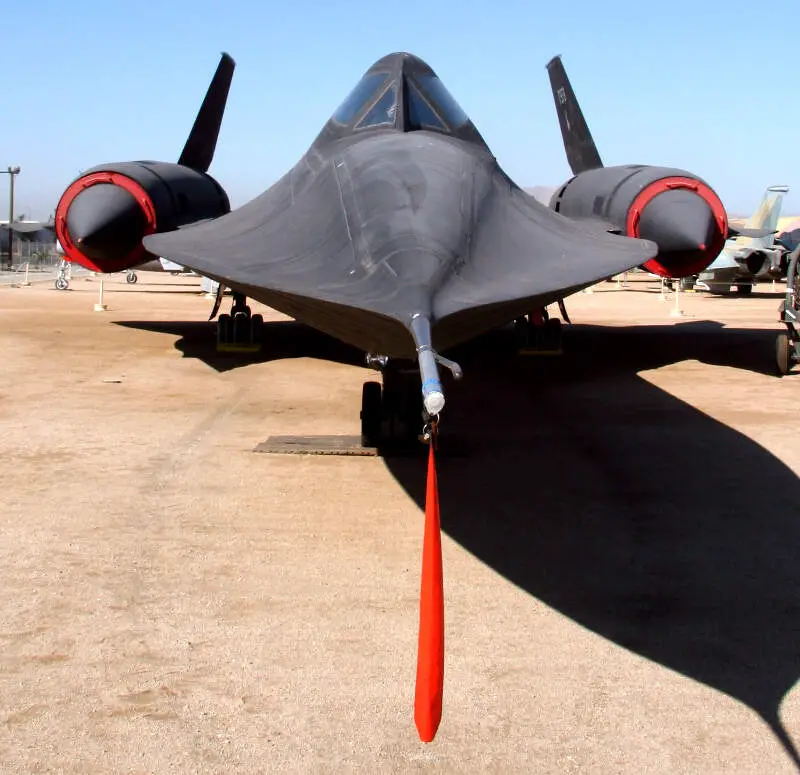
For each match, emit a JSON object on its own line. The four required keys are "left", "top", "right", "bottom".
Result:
{"left": 0, "top": 243, "right": 90, "bottom": 287}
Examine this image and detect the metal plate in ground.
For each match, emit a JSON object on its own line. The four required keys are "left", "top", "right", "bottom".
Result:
{"left": 254, "top": 435, "right": 470, "bottom": 458}
{"left": 216, "top": 343, "right": 262, "bottom": 353}
{"left": 254, "top": 435, "right": 378, "bottom": 456}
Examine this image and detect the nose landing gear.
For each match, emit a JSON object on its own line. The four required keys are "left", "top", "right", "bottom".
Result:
{"left": 360, "top": 363, "right": 425, "bottom": 450}
{"left": 515, "top": 306, "right": 565, "bottom": 355}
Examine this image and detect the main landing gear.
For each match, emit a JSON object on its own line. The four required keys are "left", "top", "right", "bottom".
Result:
{"left": 126, "top": 270, "right": 138, "bottom": 284}
{"left": 216, "top": 292, "right": 263, "bottom": 352}
{"left": 515, "top": 305, "right": 565, "bottom": 355}
{"left": 360, "top": 358, "right": 426, "bottom": 449}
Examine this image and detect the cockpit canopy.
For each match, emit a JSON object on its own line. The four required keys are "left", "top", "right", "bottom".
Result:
{"left": 333, "top": 71, "right": 469, "bottom": 133}
{"left": 313, "top": 52, "right": 488, "bottom": 150}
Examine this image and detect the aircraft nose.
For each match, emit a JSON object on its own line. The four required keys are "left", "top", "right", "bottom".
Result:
{"left": 65, "top": 183, "right": 146, "bottom": 263}
{"left": 636, "top": 189, "right": 717, "bottom": 253}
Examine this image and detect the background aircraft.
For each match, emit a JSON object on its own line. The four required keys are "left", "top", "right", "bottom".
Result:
{"left": 544, "top": 56, "right": 764, "bottom": 281}
{"left": 694, "top": 185, "right": 790, "bottom": 294}
{"left": 124, "top": 257, "right": 191, "bottom": 284}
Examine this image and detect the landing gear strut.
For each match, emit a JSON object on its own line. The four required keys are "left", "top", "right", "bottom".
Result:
{"left": 360, "top": 315, "right": 462, "bottom": 450}
{"left": 515, "top": 307, "right": 563, "bottom": 354}
{"left": 216, "top": 292, "right": 263, "bottom": 351}
{"left": 54, "top": 259, "right": 70, "bottom": 290}
{"left": 360, "top": 361, "right": 425, "bottom": 448}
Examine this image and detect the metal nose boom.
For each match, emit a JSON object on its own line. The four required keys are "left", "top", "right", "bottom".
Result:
{"left": 410, "top": 314, "right": 462, "bottom": 418}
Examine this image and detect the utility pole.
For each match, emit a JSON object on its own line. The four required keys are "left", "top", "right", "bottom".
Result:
{"left": 2, "top": 166, "right": 21, "bottom": 269}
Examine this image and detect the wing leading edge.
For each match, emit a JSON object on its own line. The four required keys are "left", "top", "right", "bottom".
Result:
{"left": 431, "top": 185, "right": 654, "bottom": 347}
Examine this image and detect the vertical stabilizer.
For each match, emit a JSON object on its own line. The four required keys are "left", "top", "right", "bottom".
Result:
{"left": 178, "top": 52, "right": 236, "bottom": 173}
{"left": 735, "top": 185, "right": 789, "bottom": 250}
{"left": 545, "top": 55, "right": 603, "bottom": 175}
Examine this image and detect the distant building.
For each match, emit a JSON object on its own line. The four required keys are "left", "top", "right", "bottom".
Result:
{"left": 0, "top": 219, "right": 56, "bottom": 253}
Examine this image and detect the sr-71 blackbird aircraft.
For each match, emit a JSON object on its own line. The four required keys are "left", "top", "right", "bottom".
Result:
{"left": 56, "top": 51, "right": 663, "bottom": 436}
{"left": 54, "top": 51, "right": 733, "bottom": 742}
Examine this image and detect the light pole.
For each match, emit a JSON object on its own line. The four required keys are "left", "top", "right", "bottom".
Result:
{"left": 2, "top": 166, "right": 21, "bottom": 269}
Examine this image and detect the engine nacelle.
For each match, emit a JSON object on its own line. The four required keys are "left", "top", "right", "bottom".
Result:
{"left": 55, "top": 161, "right": 230, "bottom": 273}
{"left": 550, "top": 165, "right": 729, "bottom": 278}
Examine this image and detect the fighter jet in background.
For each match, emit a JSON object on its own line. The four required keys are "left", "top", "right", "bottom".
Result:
{"left": 55, "top": 50, "right": 667, "bottom": 742}
{"left": 544, "top": 56, "right": 766, "bottom": 280}
{"left": 695, "top": 185, "right": 789, "bottom": 294}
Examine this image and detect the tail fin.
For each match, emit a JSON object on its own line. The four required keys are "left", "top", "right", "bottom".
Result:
{"left": 177, "top": 52, "right": 236, "bottom": 173}
{"left": 735, "top": 185, "right": 789, "bottom": 249}
{"left": 545, "top": 55, "right": 603, "bottom": 175}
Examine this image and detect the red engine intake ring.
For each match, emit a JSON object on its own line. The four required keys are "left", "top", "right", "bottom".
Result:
{"left": 55, "top": 171, "right": 157, "bottom": 273}
{"left": 626, "top": 176, "right": 729, "bottom": 278}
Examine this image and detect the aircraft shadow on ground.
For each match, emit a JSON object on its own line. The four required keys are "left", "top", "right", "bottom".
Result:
{"left": 117, "top": 316, "right": 799, "bottom": 764}
{"left": 386, "top": 323, "right": 800, "bottom": 767}
{"left": 114, "top": 319, "right": 364, "bottom": 372}
{"left": 115, "top": 317, "right": 787, "bottom": 378}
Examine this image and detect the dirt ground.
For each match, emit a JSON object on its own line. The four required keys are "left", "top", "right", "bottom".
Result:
{"left": 0, "top": 272, "right": 798, "bottom": 774}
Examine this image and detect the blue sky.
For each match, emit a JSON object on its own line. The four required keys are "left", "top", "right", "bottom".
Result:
{"left": 4, "top": 0, "right": 798, "bottom": 220}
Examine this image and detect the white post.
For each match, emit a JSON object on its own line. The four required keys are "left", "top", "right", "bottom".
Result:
{"left": 94, "top": 276, "right": 107, "bottom": 311}
{"left": 670, "top": 279, "right": 684, "bottom": 317}
{"left": 658, "top": 277, "right": 667, "bottom": 302}
{"left": 21, "top": 262, "right": 30, "bottom": 286}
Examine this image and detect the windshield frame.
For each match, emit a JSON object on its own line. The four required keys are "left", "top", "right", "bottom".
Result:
{"left": 332, "top": 72, "right": 391, "bottom": 126}
{"left": 354, "top": 82, "right": 399, "bottom": 131}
